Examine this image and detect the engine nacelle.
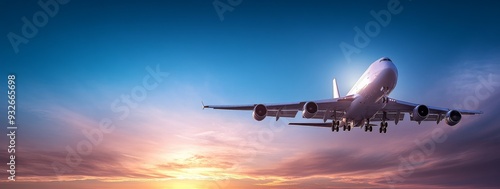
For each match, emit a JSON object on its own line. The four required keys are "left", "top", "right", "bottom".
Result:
{"left": 445, "top": 110, "right": 462, "bottom": 126}
{"left": 302, "top": 101, "right": 318, "bottom": 119}
{"left": 252, "top": 104, "right": 267, "bottom": 121}
{"left": 412, "top": 105, "right": 429, "bottom": 122}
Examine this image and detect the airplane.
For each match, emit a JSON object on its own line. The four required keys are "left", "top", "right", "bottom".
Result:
{"left": 203, "top": 57, "right": 482, "bottom": 133}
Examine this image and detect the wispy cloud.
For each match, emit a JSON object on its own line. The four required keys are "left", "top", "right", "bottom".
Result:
{"left": 2, "top": 61, "right": 500, "bottom": 189}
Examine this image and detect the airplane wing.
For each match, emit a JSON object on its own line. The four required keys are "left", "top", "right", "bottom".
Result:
{"left": 203, "top": 96, "right": 354, "bottom": 121}
{"left": 203, "top": 96, "right": 482, "bottom": 127}
{"left": 381, "top": 97, "right": 482, "bottom": 124}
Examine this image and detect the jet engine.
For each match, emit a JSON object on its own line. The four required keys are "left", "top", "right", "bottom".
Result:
{"left": 412, "top": 105, "right": 429, "bottom": 122}
{"left": 445, "top": 110, "right": 462, "bottom": 126}
{"left": 252, "top": 104, "right": 267, "bottom": 121}
{"left": 302, "top": 101, "right": 318, "bottom": 118}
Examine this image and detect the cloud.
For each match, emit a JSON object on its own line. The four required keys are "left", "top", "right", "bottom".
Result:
{"left": 0, "top": 148, "right": 172, "bottom": 182}
{"left": 380, "top": 95, "right": 500, "bottom": 188}
{"left": 2, "top": 57, "right": 499, "bottom": 189}
{"left": 239, "top": 74, "right": 500, "bottom": 188}
{"left": 245, "top": 148, "right": 395, "bottom": 178}
{"left": 0, "top": 81, "right": 279, "bottom": 183}
{"left": 156, "top": 154, "right": 236, "bottom": 170}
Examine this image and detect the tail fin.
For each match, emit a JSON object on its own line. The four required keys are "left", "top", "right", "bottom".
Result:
{"left": 333, "top": 78, "right": 340, "bottom": 99}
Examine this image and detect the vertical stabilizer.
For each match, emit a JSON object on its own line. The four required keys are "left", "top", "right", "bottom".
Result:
{"left": 333, "top": 78, "right": 340, "bottom": 99}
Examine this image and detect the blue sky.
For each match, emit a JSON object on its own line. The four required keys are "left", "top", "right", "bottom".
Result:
{"left": 1, "top": 0, "right": 499, "bottom": 99}
{"left": 1, "top": 0, "right": 500, "bottom": 188}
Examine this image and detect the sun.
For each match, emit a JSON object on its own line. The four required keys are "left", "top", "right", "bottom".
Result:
{"left": 167, "top": 182, "right": 201, "bottom": 189}
{"left": 147, "top": 179, "right": 208, "bottom": 189}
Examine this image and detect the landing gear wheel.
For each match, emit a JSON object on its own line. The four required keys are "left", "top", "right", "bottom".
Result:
{"left": 379, "top": 121, "right": 388, "bottom": 133}
{"left": 334, "top": 121, "right": 339, "bottom": 132}
{"left": 369, "top": 126, "right": 373, "bottom": 132}
{"left": 347, "top": 126, "right": 351, "bottom": 131}
{"left": 380, "top": 122, "right": 387, "bottom": 133}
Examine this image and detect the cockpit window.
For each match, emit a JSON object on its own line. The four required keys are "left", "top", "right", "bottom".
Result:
{"left": 380, "top": 58, "right": 391, "bottom": 62}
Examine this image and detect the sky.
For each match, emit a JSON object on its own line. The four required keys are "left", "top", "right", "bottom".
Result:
{"left": 1, "top": 0, "right": 500, "bottom": 188}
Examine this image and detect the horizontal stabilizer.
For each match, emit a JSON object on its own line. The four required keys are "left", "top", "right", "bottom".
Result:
{"left": 290, "top": 122, "right": 378, "bottom": 128}
{"left": 289, "top": 122, "right": 331, "bottom": 127}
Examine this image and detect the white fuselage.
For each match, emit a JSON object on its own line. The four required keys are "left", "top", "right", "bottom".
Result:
{"left": 343, "top": 57, "right": 398, "bottom": 126}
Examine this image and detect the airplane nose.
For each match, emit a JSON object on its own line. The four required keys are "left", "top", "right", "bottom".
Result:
{"left": 385, "top": 60, "right": 398, "bottom": 78}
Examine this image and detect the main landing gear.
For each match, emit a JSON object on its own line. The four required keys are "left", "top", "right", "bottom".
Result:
{"left": 379, "top": 111, "right": 388, "bottom": 133}
{"left": 364, "top": 119, "right": 373, "bottom": 132}
{"left": 331, "top": 120, "right": 340, "bottom": 132}
{"left": 330, "top": 120, "right": 387, "bottom": 133}
{"left": 379, "top": 121, "right": 388, "bottom": 133}
{"left": 331, "top": 121, "right": 351, "bottom": 132}
{"left": 342, "top": 124, "right": 352, "bottom": 131}
{"left": 364, "top": 125, "right": 373, "bottom": 132}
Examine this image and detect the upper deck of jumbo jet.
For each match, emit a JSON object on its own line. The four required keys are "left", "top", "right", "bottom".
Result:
{"left": 347, "top": 57, "right": 398, "bottom": 96}
{"left": 373, "top": 57, "right": 398, "bottom": 76}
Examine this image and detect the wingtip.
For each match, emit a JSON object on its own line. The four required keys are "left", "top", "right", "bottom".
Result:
{"left": 201, "top": 101, "right": 206, "bottom": 110}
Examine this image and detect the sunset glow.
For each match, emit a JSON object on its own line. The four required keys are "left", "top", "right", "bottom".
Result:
{"left": 1, "top": 0, "right": 500, "bottom": 189}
